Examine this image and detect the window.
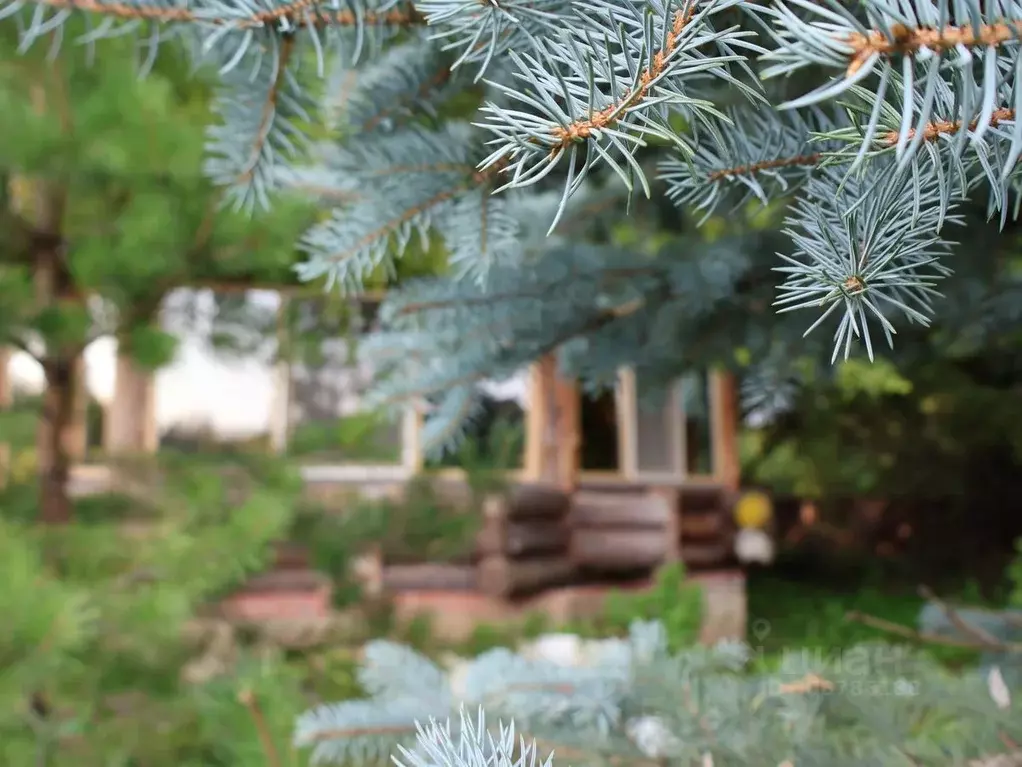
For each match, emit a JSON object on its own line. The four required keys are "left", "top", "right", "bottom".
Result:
{"left": 634, "top": 378, "right": 677, "bottom": 474}
{"left": 155, "top": 288, "right": 280, "bottom": 455}
{"left": 283, "top": 296, "right": 402, "bottom": 465}
{"left": 680, "top": 371, "right": 714, "bottom": 476}
{"left": 2, "top": 339, "right": 109, "bottom": 463}
{"left": 1, "top": 349, "right": 41, "bottom": 469}
{"left": 575, "top": 368, "right": 720, "bottom": 481}
{"left": 83, "top": 337, "right": 115, "bottom": 456}
{"left": 580, "top": 386, "right": 621, "bottom": 471}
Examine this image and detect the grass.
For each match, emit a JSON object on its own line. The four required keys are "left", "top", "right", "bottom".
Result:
{"left": 747, "top": 569, "right": 995, "bottom": 670}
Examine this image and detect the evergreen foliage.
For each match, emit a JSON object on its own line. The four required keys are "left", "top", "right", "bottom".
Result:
{"left": 295, "top": 619, "right": 1022, "bottom": 766}
{"left": 4, "top": 1, "right": 1022, "bottom": 762}
{"left": 0, "top": 25, "right": 313, "bottom": 519}
{"left": 0, "top": 452, "right": 306, "bottom": 765}
{"left": 4, "top": 0, "right": 1022, "bottom": 451}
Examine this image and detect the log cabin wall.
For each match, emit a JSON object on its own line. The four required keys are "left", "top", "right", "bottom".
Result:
{"left": 286, "top": 353, "right": 741, "bottom": 576}
{"left": 361, "top": 477, "right": 736, "bottom": 601}
{"left": 552, "top": 362, "right": 741, "bottom": 576}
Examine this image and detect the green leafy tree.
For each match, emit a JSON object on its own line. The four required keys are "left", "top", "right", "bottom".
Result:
{"left": 0, "top": 27, "right": 314, "bottom": 521}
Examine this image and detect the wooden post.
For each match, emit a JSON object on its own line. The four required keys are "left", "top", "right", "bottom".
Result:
{"left": 104, "top": 353, "right": 157, "bottom": 454}
{"left": 525, "top": 355, "right": 580, "bottom": 490}
{"left": 402, "top": 405, "right": 423, "bottom": 473}
{"left": 524, "top": 364, "right": 545, "bottom": 481}
{"left": 617, "top": 368, "right": 638, "bottom": 479}
{"left": 552, "top": 366, "right": 579, "bottom": 491}
{"left": 711, "top": 372, "right": 740, "bottom": 490}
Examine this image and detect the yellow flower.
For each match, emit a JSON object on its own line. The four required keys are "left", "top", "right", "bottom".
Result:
{"left": 734, "top": 491, "right": 772, "bottom": 529}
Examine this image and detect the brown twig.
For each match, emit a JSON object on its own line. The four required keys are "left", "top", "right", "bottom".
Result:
{"left": 879, "top": 107, "right": 1016, "bottom": 147}
{"left": 845, "top": 610, "right": 1022, "bottom": 652}
{"left": 704, "top": 103, "right": 1019, "bottom": 184}
{"left": 846, "top": 22, "right": 1022, "bottom": 76}
{"left": 551, "top": 7, "right": 695, "bottom": 147}
{"left": 917, "top": 585, "right": 1006, "bottom": 649}
{"left": 238, "top": 689, "right": 283, "bottom": 767}
{"left": 238, "top": 35, "right": 296, "bottom": 186}
{"left": 22, "top": 0, "right": 423, "bottom": 28}
{"left": 707, "top": 154, "right": 821, "bottom": 182}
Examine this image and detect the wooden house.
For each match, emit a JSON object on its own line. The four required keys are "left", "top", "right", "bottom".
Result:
{"left": 0, "top": 288, "right": 752, "bottom": 641}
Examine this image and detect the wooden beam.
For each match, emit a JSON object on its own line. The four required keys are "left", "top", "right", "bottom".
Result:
{"left": 668, "top": 379, "right": 686, "bottom": 478}
{"left": 403, "top": 404, "right": 423, "bottom": 472}
{"left": 523, "top": 362, "right": 545, "bottom": 481}
{"left": 524, "top": 355, "right": 581, "bottom": 489}
{"left": 104, "top": 352, "right": 157, "bottom": 455}
{"left": 571, "top": 489, "right": 672, "bottom": 527}
{"left": 477, "top": 554, "right": 576, "bottom": 597}
{"left": 571, "top": 527, "right": 671, "bottom": 570}
{"left": 712, "top": 371, "right": 741, "bottom": 490}
{"left": 653, "top": 486, "right": 682, "bottom": 562}
{"left": 538, "top": 355, "right": 559, "bottom": 484}
{"left": 551, "top": 362, "right": 580, "bottom": 490}
{"left": 617, "top": 368, "right": 638, "bottom": 480}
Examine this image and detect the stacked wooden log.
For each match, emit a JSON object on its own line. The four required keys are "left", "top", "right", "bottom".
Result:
{"left": 380, "top": 561, "right": 478, "bottom": 592}
{"left": 475, "top": 483, "right": 576, "bottom": 598}
{"left": 568, "top": 485, "right": 736, "bottom": 573}
{"left": 569, "top": 488, "right": 679, "bottom": 572}
{"left": 351, "top": 480, "right": 736, "bottom": 601}
{"left": 677, "top": 485, "right": 736, "bottom": 569}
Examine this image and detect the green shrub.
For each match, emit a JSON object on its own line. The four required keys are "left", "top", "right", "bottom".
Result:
{"left": 1, "top": 453, "right": 309, "bottom": 766}
{"left": 1008, "top": 537, "right": 1022, "bottom": 607}
{"left": 568, "top": 563, "right": 703, "bottom": 650}
{"left": 311, "top": 475, "right": 483, "bottom": 566}
{"left": 289, "top": 411, "right": 402, "bottom": 463}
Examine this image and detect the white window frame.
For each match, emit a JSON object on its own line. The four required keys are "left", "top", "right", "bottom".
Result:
{"left": 273, "top": 294, "right": 418, "bottom": 478}
{"left": 579, "top": 367, "right": 729, "bottom": 486}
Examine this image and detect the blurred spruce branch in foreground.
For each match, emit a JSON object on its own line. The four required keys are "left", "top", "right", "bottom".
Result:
{"left": 291, "top": 616, "right": 1021, "bottom": 766}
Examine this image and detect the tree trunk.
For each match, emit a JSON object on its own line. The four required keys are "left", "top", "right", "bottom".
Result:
{"left": 8, "top": 83, "right": 76, "bottom": 523}
{"left": 30, "top": 196, "right": 77, "bottom": 523}
{"left": 38, "top": 355, "right": 76, "bottom": 524}
{"left": 19, "top": 166, "right": 74, "bottom": 522}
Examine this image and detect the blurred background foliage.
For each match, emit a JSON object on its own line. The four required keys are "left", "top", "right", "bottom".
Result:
{"left": 1, "top": 9, "right": 1022, "bottom": 767}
